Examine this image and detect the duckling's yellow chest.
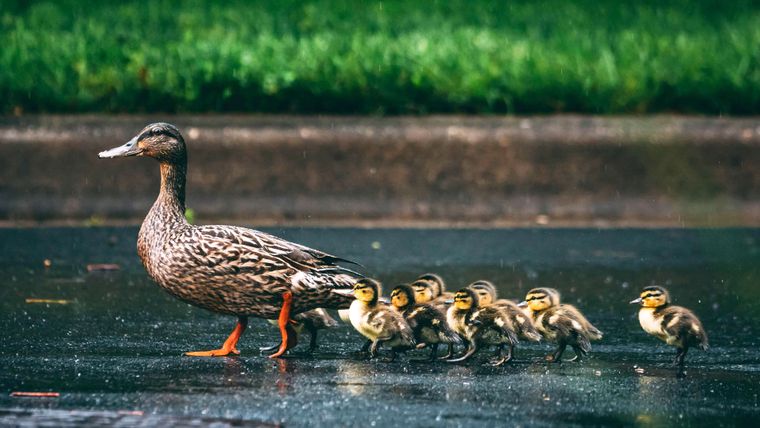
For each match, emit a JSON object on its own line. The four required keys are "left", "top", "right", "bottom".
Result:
{"left": 638, "top": 308, "right": 666, "bottom": 339}
{"left": 349, "top": 300, "right": 379, "bottom": 340}
{"left": 447, "top": 308, "right": 467, "bottom": 336}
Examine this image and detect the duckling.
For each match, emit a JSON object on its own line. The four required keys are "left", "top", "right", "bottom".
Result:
{"left": 261, "top": 308, "right": 339, "bottom": 354}
{"left": 519, "top": 288, "right": 602, "bottom": 363}
{"left": 446, "top": 288, "right": 518, "bottom": 366}
{"left": 630, "top": 286, "right": 708, "bottom": 368}
{"left": 349, "top": 279, "right": 415, "bottom": 361}
{"left": 468, "top": 280, "right": 542, "bottom": 346}
{"left": 411, "top": 278, "right": 450, "bottom": 313}
{"left": 390, "top": 284, "right": 462, "bottom": 361}
{"left": 417, "top": 273, "right": 454, "bottom": 308}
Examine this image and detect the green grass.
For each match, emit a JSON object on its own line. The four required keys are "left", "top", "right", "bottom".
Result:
{"left": 1, "top": 0, "right": 759, "bottom": 114}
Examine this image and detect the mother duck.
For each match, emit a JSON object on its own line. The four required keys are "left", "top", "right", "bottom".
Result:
{"left": 99, "top": 123, "right": 360, "bottom": 358}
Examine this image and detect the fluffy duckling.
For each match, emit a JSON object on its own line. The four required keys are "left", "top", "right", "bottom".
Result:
{"left": 446, "top": 288, "right": 518, "bottom": 366}
{"left": 519, "top": 288, "right": 602, "bottom": 363}
{"left": 390, "top": 284, "right": 462, "bottom": 361}
{"left": 262, "top": 308, "right": 339, "bottom": 354}
{"left": 412, "top": 276, "right": 451, "bottom": 312}
{"left": 349, "top": 279, "right": 415, "bottom": 361}
{"left": 630, "top": 286, "right": 708, "bottom": 368}
{"left": 468, "top": 280, "right": 542, "bottom": 344}
{"left": 418, "top": 273, "right": 454, "bottom": 301}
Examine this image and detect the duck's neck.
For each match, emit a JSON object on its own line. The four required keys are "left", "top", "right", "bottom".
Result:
{"left": 151, "top": 159, "right": 188, "bottom": 224}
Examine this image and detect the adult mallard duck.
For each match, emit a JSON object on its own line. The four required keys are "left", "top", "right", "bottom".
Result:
{"left": 99, "top": 123, "right": 361, "bottom": 358}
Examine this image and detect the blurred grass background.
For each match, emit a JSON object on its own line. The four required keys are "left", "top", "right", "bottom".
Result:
{"left": 1, "top": 0, "right": 759, "bottom": 115}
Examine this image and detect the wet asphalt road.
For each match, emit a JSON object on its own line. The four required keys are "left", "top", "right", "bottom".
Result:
{"left": 1, "top": 227, "right": 759, "bottom": 427}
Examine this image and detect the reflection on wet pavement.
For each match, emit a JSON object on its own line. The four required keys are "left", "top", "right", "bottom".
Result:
{"left": 1, "top": 227, "right": 759, "bottom": 426}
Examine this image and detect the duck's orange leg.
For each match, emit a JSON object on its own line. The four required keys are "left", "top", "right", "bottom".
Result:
{"left": 268, "top": 292, "right": 298, "bottom": 358}
{"left": 185, "top": 316, "right": 248, "bottom": 357}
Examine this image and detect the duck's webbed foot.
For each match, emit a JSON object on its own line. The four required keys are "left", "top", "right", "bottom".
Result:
{"left": 545, "top": 343, "right": 567, "bottom": 364}
{"left": 268, "top": 292, "right": 298, "bottom": 358}
{"left": 352, "top": 340, "right": 372, "bottom": 359}
{"left": 446, "top": 343, "right": 477, "bottom": 363}
{"left": 305, "top": 330, "right": 319, "bottom": 354}
{"left": 411, "top": 343, "right": 438, "bottom": 363}
{"left": 259, "top": 342, "right": 280, "bottom": 353}
{"left": 186, "top": 317, "right": 248, "bottom": 357}
{"left": 438, "top": 343, "right": 455, "bottom": 360}
{"left": 673, "top": 347, "right": 688, "bottom": 368}
{"left": 567, "top": 345, "right": 585, "bottom": 362}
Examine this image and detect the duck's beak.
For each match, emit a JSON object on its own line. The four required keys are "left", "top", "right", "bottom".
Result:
{"left": 98, "top": 136, "right": 142, "bottom": 158}
{"left": 629, "top": 297, "right": 642, "bottom": 305}
{"left": 443, "top": 299, "right": 454, "bottom": 304}
{"left": 517, "top": 301, "right": 528, "bottom": 308}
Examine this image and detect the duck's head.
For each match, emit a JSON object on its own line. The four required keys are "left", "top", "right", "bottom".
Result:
{"left": 353, "top": 278, "right": 381, "bottom": 305}
{"left": 468, "top": 280, "right": 497, "bottom": 306}
{"left": 411, "top": 279, "right": 435, "bottom": 303}
{"left": 520, "top": 287, "right": 560, "bottom": 312}
{"left": 630, "top": 285, "right": 670, "bottom": 308}
{"left": 417, "top": 273, "right": 446, "bottom": 297}
{"left": 99, "top": 123, "right": 185, "bottom": 163}
{"left": 390, "top": 284, "right": 416, "bottom": 310}
{"left": 453, "top": 288, "right": 479, "bottom": 311}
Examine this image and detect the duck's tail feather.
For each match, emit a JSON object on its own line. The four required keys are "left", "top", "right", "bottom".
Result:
{"left": 586, "top": 324, "right": 603, "bottom": 341}
{"left": 576, "top": 332, "right": 592, "bottom": 353}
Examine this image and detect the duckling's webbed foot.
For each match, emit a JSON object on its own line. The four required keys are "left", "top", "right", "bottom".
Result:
{"left": 488, "top": 345, "right": 507, "bottom": 366}
{"left": 411, "top": 344, "right": 439, "bottom": 363}
{"left": 673, "top": 347, "right": 688, "bottom": 368}
{"left": 545, "top": 343, "right": 567, "bottom": 364}
{"left": 259, "top": 342, "right": 280, "bottom": 353}
{"left": 369, "top": 340, "right": 381, "bottom": 358}
{"left": 447, "top": 343, "right": 477, "bottom": 363}
{"left": 381, "top": 349, "right": 397, "bottom": 363}
{"left": 567, "top": 345, "right": 586, "bottom": 362}
{"left": 306, "top": 330, "right": 319, "bottom": 354}
{"left": 185, "top": 316, "right": 248, "bottom": 357}
{"left": 438, "top": 343, "right": 455, "bottom": 360}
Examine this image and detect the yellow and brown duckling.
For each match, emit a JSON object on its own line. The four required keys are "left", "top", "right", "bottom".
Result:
{"left": 390, "top": 284, "right": 462, "bottom": 361}
{"left": 99, "top": 123, "right": 361, "bottom": 359}
{"left": 446, "top": 288, "right": 518, "bottom": 366}
{"left": 262, "top": 308, "right": 339, "bottom": 354}
{"left": 519, "top": 288, "right": 602, "bottom": 363}
{"left": 630, "top": 286, "right": 708, "bottom": 368}
{"left": 412, "top": 274, "right": 453, "bottom": 312}
{"left": 349, "top": 279, "right": 415, "bottom": 361}
{"left": 468, "top": 280, "right": 542, "bottom": 345}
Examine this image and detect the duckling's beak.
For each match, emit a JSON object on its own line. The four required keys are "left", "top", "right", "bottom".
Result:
{"left": 629, "top": 297, "right": 642, "bottom": 305}
{"left": 443, "top": 299, "right": 454, "bottom": 304}
{"left": 98, "top": 136, "right": 142, "bottom": 158}
{"left": 517, "top": 301, "right": 528, "bottom": 308}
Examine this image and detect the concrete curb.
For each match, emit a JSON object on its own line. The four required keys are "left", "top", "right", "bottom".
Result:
{"left": 1, "top": 115, "right": 759, "bottom": 226}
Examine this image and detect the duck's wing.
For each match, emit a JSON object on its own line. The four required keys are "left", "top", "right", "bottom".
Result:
{"left": 186, "top": 225, "right": 363, "bottom": 283}
{"left": 561, "top": 304, "right": 603, "bottom": 340}
{"left": 660, "top": 306, "right": 709, "bottom": 350}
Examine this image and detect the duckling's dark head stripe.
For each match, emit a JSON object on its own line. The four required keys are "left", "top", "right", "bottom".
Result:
{"left": 411, "top": 279, "right": 431, "bottom": 290}
{"left": 417, "top": 273, "right": 444, "bottom": 289}
{"left": 641, "top": 285, "right": 670, "bottom": 303}
{"left": 454, "top": 287, "right": 479, "bottom": 307}
{"left": 391, "top": 284, "right": 415, "bottom": 302}
{"left": 469, "top": 280, "right": 496, "bottom": 293}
